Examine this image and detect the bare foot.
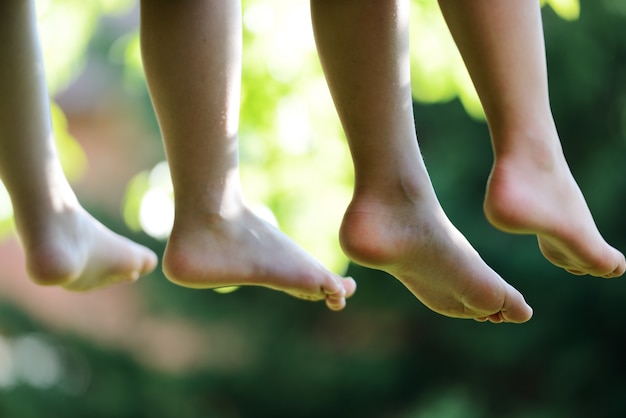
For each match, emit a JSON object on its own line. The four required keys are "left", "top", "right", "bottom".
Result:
{"left": 162, "top": 207, "right": 356, "bottom": 311}
{"left": 484, "top": 139, "right": 626, "bottom": 278}
{"left": 339, "top": 193, "right": 533, "bottom": 323}
{"left": 15, "top": 206, "right": 158, "bottom": 291}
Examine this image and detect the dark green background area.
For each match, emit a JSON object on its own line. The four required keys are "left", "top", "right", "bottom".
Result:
{"left": 2, "top": 1, "right": 626, "bottom": 417}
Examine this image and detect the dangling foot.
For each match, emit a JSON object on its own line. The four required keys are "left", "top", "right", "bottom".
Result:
{"left": 17, "top": 206, "right": 158, "bottom": 291}
{"left": 339, "top": 191, "right": 532, "bottom": 323}
{"left": 484, "top": 136, "right": 625, "bottom": 278}
{"left": 162, "top": 207, "right": 356, "bottom": 311}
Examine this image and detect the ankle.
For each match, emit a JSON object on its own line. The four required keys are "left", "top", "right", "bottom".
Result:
{"left": 26, "top": 242, "right": 81, "bottom": 286}
{"left": 484, "top": 142, "right": 567, "bottom": 233}
{"left": 19, "top": 214, "right": 86, "bottom": 286}
{"left": 341, "top": 187, "right": 443, "bottom": 268}
{"left": 491, "top": 126, "right": 563, "bottom": 169}
{"left": 175, "top": 176, "right": 247, "bottom": 214}
{"left": 353, "top": 172, "right": 435, "bottom": 207}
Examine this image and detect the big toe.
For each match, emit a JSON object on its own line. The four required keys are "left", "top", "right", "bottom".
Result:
{"left": 500, "top": 286, "right": 533, "bottom": 324}
{"left": 342, "top": 276, "right": 357, "bottom": 298}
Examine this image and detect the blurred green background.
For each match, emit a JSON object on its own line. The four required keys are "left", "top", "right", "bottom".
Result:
{"left": 1, "top": 0, "right": 626, "bottom": 417}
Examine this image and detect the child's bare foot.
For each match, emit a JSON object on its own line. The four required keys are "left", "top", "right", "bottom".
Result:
{"left": 162, "top": 207, "right": 356, "bottom": 311}
{"left": 16, "top": 206, "right": 158, "bottom": 291}
{"left": 339, "top": 192, "right": 533, "bottom": 323}
{"left": 484, "top": 135, "right": 626, "bottom": 278}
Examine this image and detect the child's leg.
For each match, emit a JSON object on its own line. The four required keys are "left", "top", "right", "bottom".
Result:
{"left": 438, "top": 0, "right": 626, "bottom": 278}
{"left": 310, "top": 0, "right": 532, "bottom": 322}
{"left": 0, "top": 0, "right": 157, "bottom": 290}
{"left": 139, "top": 0, "right": 355, "bottom": 311}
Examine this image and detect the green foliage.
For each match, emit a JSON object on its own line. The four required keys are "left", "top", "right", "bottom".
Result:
{"left": 409, "top": 0, "right": 581, "bottom": 119}
{"left": 409, "top": 0, "right": 484, "bottom": 118}
{"left": 0, "top": 183, "right": 13, "bottom": 238}
{"left": 50, "top": 102, "right": 87, "bottom": 181}
{"left": 36, "top": 0, "right": 135, "bottom": 94}
{"left": 543, "top": 0, "right": 580, "bottom": 21}
{"left": 3, "top": 0, "right": 626, "bottom": 417}
{"left": 122, "top": 170, "right": 150, "bottom": 233}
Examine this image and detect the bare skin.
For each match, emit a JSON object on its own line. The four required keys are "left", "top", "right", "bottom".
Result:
{"left": 164, "top": 206, "right": 353, "bottom": 310}
{"left": 439, "top": 0, "right": 626, "bottom": 278}
{"left": 340, "top": 195, "right": 531, "bottom": 323}
{"left": 311, "top": 0, "right": 532, "bottom": 323}
{"left": 14, "top": 200, "right": 157, "bottom": 292}
{"left": 140, "top": 0, "right": 355, "bottom": 311}
{"left": 0, "top": 0, "right": 157, "bottom": 291}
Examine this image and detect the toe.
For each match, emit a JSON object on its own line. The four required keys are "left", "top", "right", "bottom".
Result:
{"left": 326, "top": 297, "right": 346, "bottom": 311}
{"left": 142, "top": 251, "right": 159, "bottom": 275}
{"left": 487, "top": 312, "right": 505, "bottom": 323}
{"left": 500, "top": 286, "right": 533, "bottom": 324}
{"left": 324, "top": 279, "right": 349, "bottom": 311}
{"left": 605, "top": 254, "right": 626, "bottom": 278}
{"left": 123, "top": 270, "right": 141, "bottom": 283}
{"left": 341, "top": 277, "right": 357, "bottom": 298}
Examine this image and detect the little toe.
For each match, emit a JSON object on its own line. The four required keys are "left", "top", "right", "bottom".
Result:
{"left": 138, "top": 262, "right": 156, "bottom": 280}
{"left": 325, "top": 296, "right": 347, "bottom": 311}
{"left": 607, "top": 255, "right": 626, "bottom": 278}
{"left": 324, "top": 280, "right": 350, "bottom": 311}
{"left": 484, "top": 313, "right": 504, "bottom": 324}
{"left": 603, "top": 268, "right": 624, "bottom": 279}
{"left": 140, "top": 251, "right": 159, "bottom": 275}
{"left": 122, "top": 269, "right": 142, "bottom": 283}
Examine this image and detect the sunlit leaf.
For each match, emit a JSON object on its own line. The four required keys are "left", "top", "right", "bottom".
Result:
{"left": 50, "top": 102, "right": 87, "bottom": 181}
{"left": 409, "top": 0, "right": 485, "bottom": 119}
{"left": 36, "top": 0, "right": 98, "bottom": 94}
{"left": 0, "top": 182, "right": 14, "bottom": 238}
{"left": 98, "top": 0, "right": 135, "bottom": 14}
{"left": 543, "top": 0, "right": 580, "bottom": 21}
{"left": 120, "top": 32, "right": 146, "bottom": 95}
{"left": 122, "top": 170, "right": 151, "bottom": 232}
{"left": 213, "top": 287, "right": 240, "bottom": 294}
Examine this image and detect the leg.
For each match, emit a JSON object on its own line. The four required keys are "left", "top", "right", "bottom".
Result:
{"left": 439, "top": 0, "right": 626, "bottom": 277}
{"left": 311, "top": 0, "right": 532, "bottom": 322}
{"left": 0, "top": 0, "right": 157, "bottom": 290}
{"left": 139, "top": 0, "right": 355, "bottom": 311}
